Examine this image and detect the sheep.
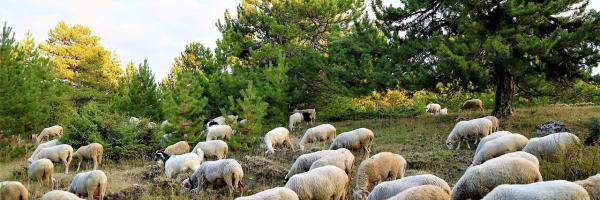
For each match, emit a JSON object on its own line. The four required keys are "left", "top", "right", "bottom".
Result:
{"left": 446, "top": 120, "right": 483, "bottom": 150}
{"left": 440, "top": 108, "right": 448, "bottom": 115}
{"left": 68, "top": 170, "right": 107, "bottom": 200}
{"left": 310, "top": 148, "right": 355, "bottom": 180}
{"left": 387, "top": 185, "right": 451, "bottom": 200}
{"left": 129, "top": 117, "right": 140, "bottom": 125}
{"left": 29, "top": 139, "right": 61, "bottom": 163}
{"left": 330, "top": 128, "right": 374, "bottom": 159}
{"left": 471, "top": 134, "right": 529, "bottom": 166}
{"left": 28, "top": 158, "right": 54, "bottom": 187}
{"left": 160, "top": 120, "right": 172, "bottom": 129}
{"left": 164, "top": 141, "right": 190, "bottom": 155}
{"left": 364, "top": 174, "right": 451, "bottom": 200}
{"left": 192, "top": 140, "right": 228, "bottom": 160}
{"left": 181, "top": 159, "right": 244, "bottom": 199}
{"left": 41, "top": 190, "right": 85, "bottom": 200}
{"left": 299, "top": 124, "right": 336, "bottom": 150}
{"left": 155, "top": 151, "right": 203, "bottom": 179}
{"left": 471, "top": 118, "right": 493, "bottom": 141}
{"left": 212, "top": 115, "right": 239, "bottom": 125}
{"left": 484, "top": 116, "right": 500, "bottom": 132}
{"left": 73, "top": 143, "right": 103, "bottom": 171}
{"left": 426, "top": 103, "right": 442, "bottom": 115}
{"left": 492, "top": 151, "right": 539, "bottom": 166}
{"left": 288, "top": 112, "right": 303, "bottom": 131}
{"left": 459, "top": 98, "right": 484, "bottom": 112}
{"left": 206, "top": 125, "right": 234, "bottom": 141}
{"left": 0, "top": 181, "right": 28, "bottom": 200}
{"left": 576, "top": 174, "right": 600, "bottom": 200}
{"left": 482, "top": 180, "right": 590, "bottom": 200}
{"left": 353, "top": 152, "right": 407, "bottom": 200}
{"left": 523, "top": 132, "right": 582, "bottom": 161}
{"left": 293, "top": 109, "right": 316, "bottom": 124}
{"left": 30, "top": 144, "right": 73, "bottom": 174}
{"left": 147, "top": 122, "right": 157, "bottom": 129}
{"left": 234, "top": 187, "right": 299, "bottom": 200}
{"left": 284, "top": 150, "right": 334, "bottom": 182}
{"left": 284, "top": 165, "right": 348, "bottom": 200}
{"left": 475, "top": 131, "right": 513, "bottom": 154}
{"left": 451, "top": 157, "right": 543, "bottom": 200}
{"left": 263, "top": 127, "right": 293, "bottom": 155}
{"left": 37, "top": 125, "right": 63, "bottom": 143}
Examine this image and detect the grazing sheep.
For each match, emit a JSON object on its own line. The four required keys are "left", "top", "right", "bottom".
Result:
{"left": 234, "top": 187, "right": 299, "bottom": 200}
{"left": 288, "top": 113, "right": 303, "bottom": 131}
{"left": 294, "top": 109, "right": 316, "bottom": 124}
{"left": 0, "top": 181, "right": 28, "bottom": 200}
{"left": 387, "top": 185, "right": 451, "bottom": 200}
{"left": 192, "top": 140, "right": 228, "bottom": 160}
{"left": 471, "top": 118, "right": 494, "bottom": 141}
{"left": 28, "top": 158, "right": 54, "bottom": 187}
{"left": 451, "top": 157, "right": 543, "bottom": 200}
{"left": 446, "top": 120, "right": 483, "bottom": 150}
{"left": 29, "top": 139, "right": 61, "bottom": 163}
{"left": 482, "top": 180, "right": 590, "bottom": 200}
{"left": 475, "top": 131, "right": 513, "bottom": 154}
{"left": 164, "top": 141, "right": 190, "bottom": 155}
{"left": 330, "top": 128, "right": 374, "bottom": 159}
{"left": 31, "top": 144, "right": 73, "bottom": 174}
{"left": 156, "top": 151, "right": 203, "bottom": 179}
{"left": 471, "top": 134, "right": 529, "bottom": 166}
{"left": 206, "top": 125, "right": 234, "bottom": 141}
{"left": 263, "top": 127, "right": 293, "bottom": 155}
{"left": 310, "top": 148, "right": 355, "bottom": 178}
{"left": 73, "top": 143, "right": 103, "bottom": 171}
{"left": 484, "top": 116, "right": 500, "bottom": 132}
{"left": 440, "top": 108, "right": 448, "bottom": 115}
{"left": 523, "top": 132, "right": 582, "bottom": 161}
{"left": 353, "top": 152, "right": 407, "bottom": 200}
{"left": 285, "top": 165, "right": 348, "bottom": 200}
{"left": 284, "top": 150, "right": 335, "bottom": 182}
{"left": 31, "top": 134, "right": 38, "bottom": 142}
{"left": 37, "top": 125, "right": 63, "bottom": 143}
{"left": 212, "top": 115, "right": 239, "bottom": 125}
{"left": 364, "top": 174, "right": 451, "bottom": 200}
{"left": 426, "top": 103, "right": 442, "bottom": 115}
{"left": 492, "top": 151, "right": 539, "bottom": 166}
{"left": 41, "top": 190, "right": 85, "bottom": 200}
{"left": 459, "top": 98, "right": 484, "bottom": 112}
{"left": 181, "top": 159, "right": 244, "bottom": 199}
{"left": 299, "top": 124, "right": 336, "bottom": 150}
{"left": 576, "top": 174, "right": 600, "bottom": 200}
{"left": 68, "top": 170, "right": 107, "bottom": 200}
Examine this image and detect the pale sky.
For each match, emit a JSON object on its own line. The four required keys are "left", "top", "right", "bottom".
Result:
{"left": 1, "top": 0, "right": 599, "bottom": 82}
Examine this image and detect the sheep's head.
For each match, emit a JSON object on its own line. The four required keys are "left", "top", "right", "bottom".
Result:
{"left": 181, "top": 177, "right": 193, "bottom": 189}
{"left": 446, "top": 140, "right": 456, "bottom": 150}
{"left": 352, "top": 188, "right": 369, "bottom": 200}
{"left": 154, "top": 150, "right": 170, "bottom": 162}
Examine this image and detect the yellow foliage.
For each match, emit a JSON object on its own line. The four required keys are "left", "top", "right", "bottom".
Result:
{"left": 351, "top": 89, "right": 413, "bottom": 112}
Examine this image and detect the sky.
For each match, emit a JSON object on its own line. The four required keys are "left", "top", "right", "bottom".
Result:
{"left": 1, "top": 0, "right": 599, "bottom": 82}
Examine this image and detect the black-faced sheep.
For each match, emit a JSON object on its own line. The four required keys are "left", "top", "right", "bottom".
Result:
{"left": 68, "top": 170, "right": 107, "bottom": 200}
{"left": 293, "top": 109, "right": 316, "bottom": 124}
{"left": 181, "top": 159, "right": 244, "bottom": 199}
{"left": 284, "top": 150, "right": 334, "bottom": 182}
{"left": 365, "top": 174, "right": 451, "bottom": 200}
{"left": 30, "top": 144, "right": 73, "bottom": 174}
{"left": 0, "top": 181, "right": 28, "bottom": 200}
{"left": 284, "top": 165, "right": 348, "bottom": 200}
{"left": 263, "top": 127, "right": 293, "bottom": 155}
{"left": 482, "top": 180, "right": 590, "bottom": 200}
{"left": 387, "top": 185, "right": 451, "bottom": 200}
{"left": 234, "top": 187, "right": 299, "bottom": 200}
{"left": 192, "top": 140, "right": 228, "bottom": 160}
{"left": 73, "top": 143, "right": 103, "bottom": 171}
{"left": 37, "top": 125, "right": 63, "bottom": 143}
{"left": 523, "top": 132, "right": 581, "bottom": 161}
{"left": 353, "top": 152, "right": 407, "bottom": 200}
{"left": 330, "top": 128, "right": 374, "bottom": 159}
{"left": 299, "top": 124, "right": 336, "bottom": 150}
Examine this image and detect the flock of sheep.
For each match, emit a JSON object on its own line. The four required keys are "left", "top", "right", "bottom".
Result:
{"left": 2, "top": 99, "right": 600, "bottom": 200}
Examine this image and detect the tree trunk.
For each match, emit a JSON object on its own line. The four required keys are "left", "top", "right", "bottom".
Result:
{"left": 492, "top": 67, "right": 514, "bottom": 118}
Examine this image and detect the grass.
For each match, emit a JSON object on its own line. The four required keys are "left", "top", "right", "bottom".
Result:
{"left": 2, "top": 105, "right": 600, "bottom": 199}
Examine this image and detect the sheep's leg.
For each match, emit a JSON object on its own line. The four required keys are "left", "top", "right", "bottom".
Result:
{"left": 456, "top": 140, "right": 461, "bottom": 150}
{"left": 76, "top": 159, "right": 82, "bottom": 172}
{"left": 93, "top": 156, "right": 98, "bottom": 170}
{"left": 466, "top": 141, "right": 471, "bottom": 149}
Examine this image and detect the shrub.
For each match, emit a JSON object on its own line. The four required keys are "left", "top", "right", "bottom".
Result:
{"left": 585, "top": 118, "right": 600, "bottom": 146}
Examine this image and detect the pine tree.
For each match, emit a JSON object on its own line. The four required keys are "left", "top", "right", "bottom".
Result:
{"left": 236, "top": 82, "right": 268, "bottom": 136}
{"left": 125, "top": 60, "right": 162, "bottom": 120}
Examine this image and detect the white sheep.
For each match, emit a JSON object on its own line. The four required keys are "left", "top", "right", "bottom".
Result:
{"left": 387, "top": 185, "right": 451, "bottom": 200}
{"left": 68, "top": 170, "right": 107, "bottom": 200}
{"left": 164, "top": 141, "right": 190, "bottom": 155}
{"left": 330, "top": 128, "right": 374, "bottom": 159}
{"left": 29, "top": 139, "right": 61, "bottom": 163}
{"left": 28, "top": 158, "right": 54, "bottom": 187}
{"left": 353, "top": 152, "right": 407, "bottom": 200}
{"left": 576, "top": 174, "right": 600, "bottom": 200}
{"left": 492, "top": 151, "right": 539, "bottom": 166}
{"left": 523, "top": 132, "right": 582, "bottom": 161}
{"left": 310, "top": 148, "right": 355, "bottom": 178}
{"left": 285, "top": 165, "right": 348, "bottom": 200}
{"left": 234, "top": 187, "right": 299, "bottom": 200}
{"left": 284, "top": 150, "right": 334, "bottom": 182}
{"left": 160, "top": 120, "right": 172, "bottom": 129}
{"left": 299, "top": 124, "right": 336, "bottom": 150}
{"left": 451, "top": 157, "right": 543, "bottom": 200}
{"left": 484, "top": 116, "right": 500, "bottom": 132}
{"left": 129, "top": 117, "right": 140, "bottom": 125}
{"left": 0, "top": 181, "right": 28, "bottom": 200}
{"left": 482, "top": 180, "right": 590, "bottom": 200}
{"left": 41, "top": 190, "right": 85, "bottom": 200}
{"left": 181, "top": 159, "right": 244, "bottom": 199}
{"left": 426, "top": 103, "right": 442, "bottom": 115}
{"left": 158, "top": 152, "right": 203, "bottom": 179}
{"left": 440, "top": 108, "right": 448, "bottom": 115}
{"left": 446, "top": 120, "right": 482, "bottom": 150}
{"left": 263, "top": 127, "right": 293, "bottom": 155}
{"left": 206, "top": 125, "right": 234, "bottom": 141}
{"left": 475, "top": 131, "right": 513, "bottom": 154}
{"left": 365, "top": 174, "right": 451, "bottom": 200}
{"left": 293, "top": 109, "right": 316, "bottom": 124}
{"left": 212, "top": 115, "right": 239, "bottom": 125}
{"left": 471, "top": 118, "right": 493, "bottom": 141}
{"left": 37, "top": 125, "right": 63, "bottom": 143}
{"left": 192, "top": 140, "right": 228, "bottom": 160}
{"left": 73, "top": 143, "right": 103, "bottom": 171}
{"left": 288, "top": 112, "right": 303, "bottom": 131}
{"left": 471, "top": 134, "right": 529, "bottom": 166}
{"left": 30, "top": 144, "right": 73, "bottom": 174}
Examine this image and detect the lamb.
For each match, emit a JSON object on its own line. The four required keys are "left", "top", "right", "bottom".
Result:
{"left": 284, "top": 150, "right": 334, "bottom": 182}
{"left": 164, "top": 141, "right": 190, "bottom": 155}
{"left": 426, "top": 103, "right": 442, "bottom": 115}
{"left": 482, "top": 180, "right": 590, "bottom": 200}
{"left": 192, "top": 140, "right": 228, "bottom": 160}
{"left": 353, "top": 152, "right": 407, "bottom": 200}
{"left": 446, "top": 120, "right": 483, "bottom": 150}
{"left": 234, "top": 187, "right": 299, "bottom": 200}
{"left": 484, "top": 116, "right": 500, "bottom": 132}
{"left": 310, "top": 148, "right": 354, "bottom": 178}
{"left": 576, "top": 174, "right": 600, "bottom": 200}
{"left": 299, "top": 124, "right": 336, "bottom": 150}
{"left": 364, "top": 174, "right": 451, "bottom": 200}
{"left": 523, "top": 132, "right": 582, "bottom": 161}
{"left": 68, "top": 170, "right": 108, "bottom": 200}
{"left": 475, "top": 131, "right": 513, "bottom": 154}
{"left": 451, "top": 157, "right": 543, "bottom": 200}
{"left": 155, "top": 151, "right": 203, "bottom": 179}
{"left": 28, "top": 158, "right": 54, "bottom": 187}
{"left": 30, "top": 144, "right": 73, "bottom": 174}
{"left": 41, "top": 190, "right": 85, "bottom": 200}
{"left": 288, "top": 112, "right": 303, "bottom": 131}
{"left": 387, "top": 185, "right": 451, "bottom": 200}
{"left": 263, "top": 127, "right": 293, "bottom": 155}
{"left": 206, "top": 125, "right": 234, "bottom": 141}
{"left": 284, "top": 165, "right": 348, "bottom": 200}
{"left": 471, "top": 134, "right": 529, "bottom": 166}
{"left": 459, "top": 98, "right": 484, "bottom": 112}
{"left": 330, "top": 128, "right": 374, "bottom": 159}
{"left": 293, "top": 109, "right": 316, "bottom": 124}
{"left": 181, "top": 159, "right": 244, "bottom": 199}
{"left": 73, "top": 143, "right": 103, "bottom": 171}
{"left": 0, "top": 181, "right": 28, "bottom": 200}
{"left": 492, "top": 151, "right": 539, "bottom": 166}
{"left": 37, "top": 125, "right": 63, "bottom": 143}
{"left": 29, "top": 139, "right": 61, "bottom": 163}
